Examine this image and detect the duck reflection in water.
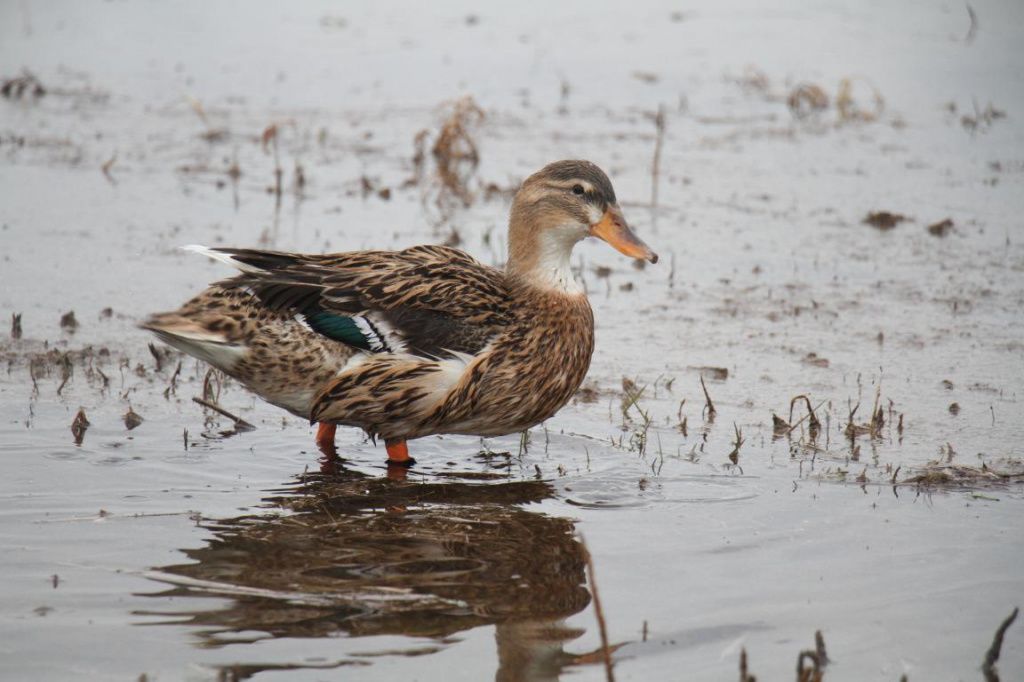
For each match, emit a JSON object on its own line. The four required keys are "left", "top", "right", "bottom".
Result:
{"left": 140, "top": 460, "right": 604, "bottom": 681}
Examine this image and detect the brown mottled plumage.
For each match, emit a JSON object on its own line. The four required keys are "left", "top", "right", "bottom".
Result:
{"left": 143, "top": 160, "right": 657, "bottom": 466}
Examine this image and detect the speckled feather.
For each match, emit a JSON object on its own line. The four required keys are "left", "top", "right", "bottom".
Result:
{"left": 143, "top": 245, "right": 594, "bottom": 440}
{"left": 225, "top": 244, "right": 513, "bottom": 357}
{"left": 311, "top": 280, "right": 593, "bottom": 440}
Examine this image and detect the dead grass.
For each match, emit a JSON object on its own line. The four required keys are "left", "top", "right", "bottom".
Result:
{"left": 727, "top": 422, "right": 745, "bottom": 464}
{"left": 844, "top": 383, "right": 888, "bottom": 443}
{"left": 60, "top": 310, "right": 78, "bottom": 331}
{"left": 124, "top": 406, "right": 144, "bottom": 430}
{"left": 927, "top": 218, "right": 954, "bottom": 237}
{"left": 740, "top": 630, "right": 828, "bottom": 681}
{"left": 619, "top": 378, "right": 653, "bottom": 455}
{"left": 70, "top": 408, "right": 90, "bottom": 445}
{"left": 649, "top": 105, "right": 666, "bottom": 219}
{"left": 773, "top": 394, "right": 825, "bottom": 442}
{"left": 699, "top": 375, "right": 716, "bottom": 421}
{"left": 1, "top": 71, "right": 46, "bottom": 99}
{"left": 960, "top": 99, "right": 1006, "bottom": 134}
{"left": 261, "top": 123, "right": 284, "bottom": 206}
{"left": 863, "top": 211, "right": 908, "bottom": 230}
{"left": 728, "top": 68, "right": 885, "bottom": 127}
{"left": 787, "top": 84, "right": 829, "bottom": 119}
{"left": 900, "top": 459, "right": 1024, "bottom": 490}
{"left": 836, "top": 77, "right": 885, "bottom": 123}
{"left": 411, "top": 96, "right": 485, "bottom": 221}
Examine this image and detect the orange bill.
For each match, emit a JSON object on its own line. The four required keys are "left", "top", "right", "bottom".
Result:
{"left": 590, "top": 206, "right": 658, "bottom": 263}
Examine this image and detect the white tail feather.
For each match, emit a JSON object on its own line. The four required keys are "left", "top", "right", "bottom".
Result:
{"left": 182, "top": 244, "right": 263, "bottom": 273}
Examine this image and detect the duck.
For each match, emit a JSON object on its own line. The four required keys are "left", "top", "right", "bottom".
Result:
{"left": 143, "top": 160, "right": 657, "bottom": 467}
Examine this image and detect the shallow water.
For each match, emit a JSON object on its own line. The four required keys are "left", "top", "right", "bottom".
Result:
{"left": 2, "top": 1, "right": 1023, "bottom": 680}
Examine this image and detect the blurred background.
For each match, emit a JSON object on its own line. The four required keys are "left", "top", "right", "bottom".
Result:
{"left": 1, "top": 2, "right": 1022, "bottom": 680}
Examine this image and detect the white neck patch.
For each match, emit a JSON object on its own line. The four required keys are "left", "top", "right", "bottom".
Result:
{"left": 529, "top": 224, "right": 585, "bottom": 294}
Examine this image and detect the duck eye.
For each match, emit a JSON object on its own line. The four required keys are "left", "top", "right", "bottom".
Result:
{"left": 571, "top": 184, "right": 585, "bottom": 196}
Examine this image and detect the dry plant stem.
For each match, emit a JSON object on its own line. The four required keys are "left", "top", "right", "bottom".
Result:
{"left": 700, "top": 376, "right": 716, "bottom": 419}
{"left": 650, "top": 105, "right": 665, "bottom": 216}
{"left": 739, "top": 648, "right": 756, "bottom": 681}
{"left": 788, "top": 395, "right": 821, "bottom": 431}
{"left": 430, "top": 96, "right": 483, "bottom": 211}
{"left": 788, "top": 399, "right": 828, "bottom": 435}
{"left": 202, "top": 367, "right": 221, "bottom": 402}
{"left": 814, "top": 631, "right": 828, "bottom": 666}
{"left": 261, "top": 124, "right": 283, "bottom": 207}
{"left": 148, "top": 342, "right": 163, "bottom": 372}
{"left": 192, "top": 397, "right": 254, "bottom": 430}
{"left": 728, "top": 422, "right": 745, "bottom": 463}
{"left": 869, "top": 383, "right": 883, "bottom": 436}
{"left": 580, "top": 536, "right": 615, "bottom": 682}
{"left": 983, "top": 607, "right": 1018, "bottom": 682}
{"left": 168, "top": 360, "right": 182, "bottom": 391}
{"left": 965, "top": 4, "right": 978, "bottom": 45}
{"left": 796, "top": 630, "right": 828, "bottom": 682}
{"left": 70, "top": 408, "right": 90, "bottom": 445}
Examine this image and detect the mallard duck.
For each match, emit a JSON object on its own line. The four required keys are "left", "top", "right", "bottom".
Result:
{"left": 144, "top": 160, "right": 656, "bottom": 466}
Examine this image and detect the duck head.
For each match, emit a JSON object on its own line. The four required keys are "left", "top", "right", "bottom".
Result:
{"left": 507, "top": 160, "right": 657, "bottom": 292}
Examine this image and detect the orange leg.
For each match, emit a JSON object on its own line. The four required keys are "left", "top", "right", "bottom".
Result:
{"left": 385, "top": 439, "right": 416, "bottom": 467}
{"left": 315, "top": 422, "right": 336, "bottom": 448}
{"left": 315, "top": 423, "right": 340, "bottom": 474}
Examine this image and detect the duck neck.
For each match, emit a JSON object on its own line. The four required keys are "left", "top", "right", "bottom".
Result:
{"left": 506, "top": 217, "right": 585, "bottom": 295}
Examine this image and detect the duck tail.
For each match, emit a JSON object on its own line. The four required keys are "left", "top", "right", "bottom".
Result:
{"left": 139, "top": 313, "right": 244, "bottom": 372}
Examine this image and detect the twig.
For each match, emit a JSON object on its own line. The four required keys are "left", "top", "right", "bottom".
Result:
{"left": 983, "top": 607, "right": 1018, "bottom": 682}
{"left": 192, "top": 396, "right": 254, "bottom": 430}
{"left": 580, "top": 535, "right": 615, "bottom": 682}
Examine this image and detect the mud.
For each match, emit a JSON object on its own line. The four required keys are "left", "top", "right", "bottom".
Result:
{"left": 1, "top": 1, "right": 1023, "bottom": 680}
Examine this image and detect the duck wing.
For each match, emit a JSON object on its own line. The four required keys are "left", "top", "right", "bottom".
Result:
{"left": 190, "top": 244, "right": 512, "bottom": 358}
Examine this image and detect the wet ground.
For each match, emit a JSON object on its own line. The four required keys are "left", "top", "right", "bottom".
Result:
{"left": 2, "top": 1, "right": 1023, "bottom": 680}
